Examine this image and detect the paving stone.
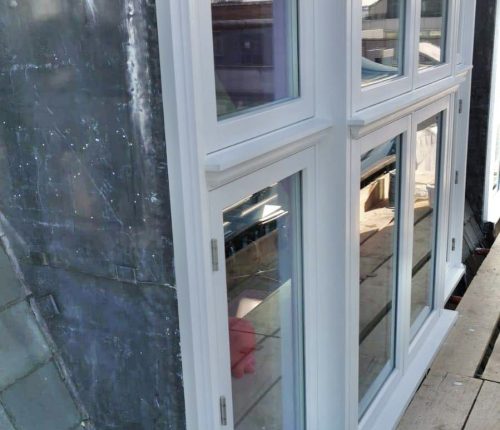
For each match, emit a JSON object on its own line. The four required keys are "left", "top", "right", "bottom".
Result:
{"left": 0, "top": 246, "right": 24, "bottom": 308}
{"left": 1, "top": 361, "right": 82, "bottom": 430}
{"left": 0, "top": 301, "right": 51, "bottom": 390}
{"left": 0, "top": 403, "right": 15, "bottom": 430}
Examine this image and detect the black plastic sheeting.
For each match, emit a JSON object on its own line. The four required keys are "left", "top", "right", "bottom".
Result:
{"left": 0, "top": 1, "right": 185, "bottom": 428}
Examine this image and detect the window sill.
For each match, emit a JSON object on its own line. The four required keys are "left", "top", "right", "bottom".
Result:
{"left": 205, "top": 118, "right": 331, "bottom": 189}
{"left": 359, "top": 309, "right": 457, "bottom": 430}
{"left": 349, "top": 75, "right": 466, "bottom": 139}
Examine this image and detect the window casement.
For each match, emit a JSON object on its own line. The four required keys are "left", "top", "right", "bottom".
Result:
{"left": 208, "top": 149, "right": 319, "bottom": 430}
{"left": 352, "top": 0, "right": 415, "bottom": 110}
{"left": 407, "top": 97, "right": 452, "bottom": 356}
{"left": 350, "top": 96, "right": 454, "bottom": 429}
{"left": 351, "top": 117, "right": 410, "bottom": 428}
{"left": 414, "top": 0, "right": 456, "bottom": 88}
{"left": 192, "top": 0, "right": 315, "bottom": 154}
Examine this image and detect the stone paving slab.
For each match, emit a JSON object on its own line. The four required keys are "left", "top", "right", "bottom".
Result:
{"left": 397, "top": 373, "right": 482, "bottom": 430}
{"left": 0, "top": 403, "right": 15, "bottom": 430}
{"left": 1, "top": 361, "right": 82, "bottom": 430}
{"left": 464, "top": 381, "right": 500, "bottom": 430}
{"left": 0, "top": 301, "right": 51, "bottom": 390}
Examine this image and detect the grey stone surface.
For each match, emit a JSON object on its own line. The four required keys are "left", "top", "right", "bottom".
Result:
{"left": 1, "top": 361, "right": 81, "bottom": 430}
{"left": 0, "top": 0, "right": 185, "bottom": 428}
{"left": 0, "top": 246, "right": 24, "bottom": 308}
{"left": 0, "top": 301, "right": 51, "bottom": 390}
{"left": 0, "top": 403, "right": 15, "bottom": 430}
{"left": 467, "top": 0, "right": 496, "bottom": 224}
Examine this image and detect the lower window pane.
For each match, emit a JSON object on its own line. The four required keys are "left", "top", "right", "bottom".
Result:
{"left": 359, "top": 137, "right": 400, "bottom": 415}
{"left": 223, "top": 173, "right": 304, "bottom": 429}
{"left": 410, "top": 114, "right": 442, "bottom": 336}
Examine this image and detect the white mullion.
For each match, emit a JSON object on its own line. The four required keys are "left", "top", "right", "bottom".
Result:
{"left": 403, "top": 111, "right": 419, "bottom": 370}
{"left": 397, "top": 124, "right": 414, "bottom": 376}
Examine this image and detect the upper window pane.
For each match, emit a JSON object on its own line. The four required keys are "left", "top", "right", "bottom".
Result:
{"left": 419, "top": 0, "right": 448, "bottom": 69}
{"left": 362, "top": 0, "right": 405, "bottom": 86}
{"left": 212, "top": 0, "right": 299, "bottom": 119}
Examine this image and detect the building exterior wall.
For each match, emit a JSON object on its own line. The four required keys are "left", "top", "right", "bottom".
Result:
{"left": 0, "top": 1, "right": 185, "bottom": 429}
{"left": 467, "top": 0, "right": 497, "bottom": 228}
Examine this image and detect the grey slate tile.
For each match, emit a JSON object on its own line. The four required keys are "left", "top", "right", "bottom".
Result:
{"left": 1, "top": 361, "right": 82, "bottom": 430}
{"left": 0, "top": 301, "right": 51, "bottom": 390}
{"left": 0, "top": 403, "right": 15, "bottom": 430}
{"left": 0, "top": 247, "right": 24, "bottom": 308}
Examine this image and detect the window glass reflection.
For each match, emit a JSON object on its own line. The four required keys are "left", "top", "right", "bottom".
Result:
{"left": 212, "top": 0, "right": 299, "bottom": 119}
{"left": 362, "top": 0, "right": 404, "bottom": 86}
{"left": 223, "top": 174, "right": 304, "bottom": 429}
{"left": 419, "top": 0, "right": 448, "bottom": 68}
{"left": 410, "top": 114, "right": 442, "bottom": 336}
{"left": 359, "top": 137, "right": 400, "bottom": 415}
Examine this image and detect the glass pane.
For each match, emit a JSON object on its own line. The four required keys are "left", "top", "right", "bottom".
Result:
{"left": 456, "top": 0, "right": 464, "bottom": 62}
{"left": 410, "top": 114, "right": 442, "bottom": 336}
{"left": 212, "top": 0, "right": 299, "bottom": 118}
{"left": 362, "top": 0, "right": 405, "bottom": 86}
{"left": 359, "top": 137, "right": 400, "bottom": 415}
{"left": 223, "top": 174, "right": 304, "bottom": 429}
{"left": 419, "top": 0, "right": 448, "bottom": 69}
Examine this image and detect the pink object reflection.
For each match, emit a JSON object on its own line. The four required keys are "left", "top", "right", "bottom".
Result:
{"left": 229, "top": 317, "right": 257, "bottom": 379}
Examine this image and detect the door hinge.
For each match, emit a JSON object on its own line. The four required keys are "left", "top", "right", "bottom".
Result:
{"left": 211, "top": 239, "right": 219, "bottom": 272}
{"left": 458, "top": 99, "right": 463, "bottom": 114}
{"left": 452, "top": 238, "right": 456, "bottom": 252}
{"left": 220, "top": 396, "right": 227, "bottom": 426}
{"left": 455, "top": 170, "right": 459, "bottom": 185}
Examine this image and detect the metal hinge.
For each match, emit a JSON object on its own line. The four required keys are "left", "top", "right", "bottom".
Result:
{"left": 455, "top": 170, "right": 459, "bottom": 185}
{"left": 458, "top": 99, "right": 463, "bottom": 114}
{"left": 211, "top": 239, "right": 219, "bottom": 272}
{"left": 220, "top": 396, "right": 227, "bottom": 426}
{"left": 452, "top": 238, "right": 456, "bottom": 252}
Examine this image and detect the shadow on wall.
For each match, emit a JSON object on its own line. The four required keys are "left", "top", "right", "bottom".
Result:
{"left": 0, "top": 1, "right": 185, "bottom": 429}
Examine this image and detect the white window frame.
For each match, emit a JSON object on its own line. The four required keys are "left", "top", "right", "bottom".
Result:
{"left": 350, "top": 116, "right": 412, "bottom": 429}
{"left": 157, "top": 0, "right": 468, "bottom": 427}
{"left": 208, "top": 148, "right": 319, "bottom": 430}
{"left": 352, "top": 0, "right": 417, "bottom": 111}
{"left": 192, "top": 0, "right": 315, "bottom": 154}
{"left": 415, "top": 0, "right": 458, "bottom": 88}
